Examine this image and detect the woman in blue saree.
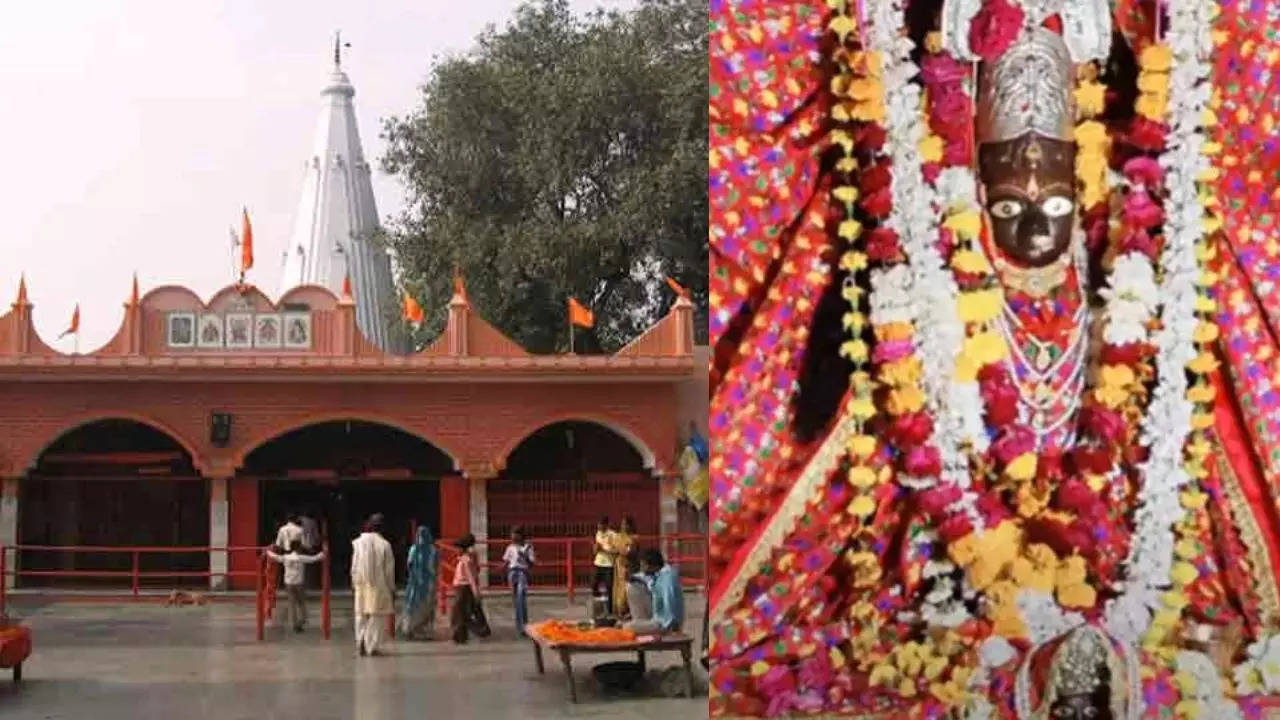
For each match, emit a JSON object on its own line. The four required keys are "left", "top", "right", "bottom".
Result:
{"left": 399, "top": 526, "right": 439, "bottom": 640}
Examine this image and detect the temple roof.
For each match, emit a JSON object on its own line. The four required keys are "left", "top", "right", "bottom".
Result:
{"left": 278, "top": 45, "right": 401, "bottom": 353}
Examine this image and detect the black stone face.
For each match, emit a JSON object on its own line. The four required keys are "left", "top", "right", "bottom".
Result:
{"left": 979, "top": 134, "right": 1077, "bottom": 268}
{"left": 1049, "top": 690, "right": 1111, "bottom": 720}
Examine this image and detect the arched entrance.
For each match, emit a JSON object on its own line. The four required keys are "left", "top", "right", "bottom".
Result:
{"left": 242, "top": 420, "right": 451, "bottom": 586}
{"left": 488, "top": 421, "right": 659, "bottom": 585}
{"left": 19, "top": 419, "right": 208, "bottom": 587}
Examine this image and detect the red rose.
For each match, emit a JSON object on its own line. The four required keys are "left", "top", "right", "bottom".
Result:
{"left": 1063, "top": 521, "right": 1095, "bottom": 554}
{"left": 860, "top": 187, "right": 893, "bottom": 219}
{"left": 859, "top": 163, "right": 892, "bottom": 195}
{"left": 1100, "top": 343, "right": 1150, "bottom": 366}
{"left": 938, "top": 513, "right": 975, "bottom": 542}
{"left": 865, "top": 227, "right": 903, "bottom": 263}
{"left": 1127, "top": 117, "right": 1167, "bottom": 152}
{"left": 890, "top": 411, "right": 934, "bottom": 447}
{"left": 976, "top": 491, "right": 1010, "bottom": 525}
{"left": 1037, "top": 451, "right": 1065, "bottom": 484}
{"left": 1056, "top": 479, "right": 1097, "bottom": 513}
{"left": 953, "top": 269, "right": 988, "bottom": 291}
{"left": 922, "top": 162, "right": 941, "bottom": 185}
{"left": 918, "top": 483, "right": 963, "bottom": 520}
{"left": 968, "top": 0, "right": 1025, "bottom": 61}
{"left": 904, "top": 445, "right": 943, "bottom": 478}
{"left": 1082, "top": 204, "right": 1110, "bottom": 251}
{"left": 937, "top": 227, "right": 956, "bottom": 258}
{"left": 978, "top": 363, "right": 1011, "bottom": 385}
{"left": 1071, "top": 446, "right": 1114, "bottom": 475}
{"left": 1081, "top": 407, "right": 1125, "bottom": 444}
{"left": 992, "top": 426, "right": 1035, "bottom": 465}
{"left": 980, "top": 376, "right": 1019, "bottom": 427}
{"left": 855, "top": 124, "right": 887, "bottom": 153}
{"left": 942, "top": 140, "right": 973, "bottom": 168}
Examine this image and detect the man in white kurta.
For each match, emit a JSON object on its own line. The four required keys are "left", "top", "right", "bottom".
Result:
{"left": 350, "top": 514, "right": 395, "bottom": 656}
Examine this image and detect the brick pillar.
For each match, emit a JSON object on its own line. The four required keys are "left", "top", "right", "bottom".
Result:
{"left": 439, "top": 473, "right": 469, "bottom": 542}
{"left": 208, "top": 476, "right": 229, "bottom": 590}
{"left": 227, "top": 475, "right": 260, "bottom": 590}
{"left": 0, "top": 478, "right": 17, "bottom": 590}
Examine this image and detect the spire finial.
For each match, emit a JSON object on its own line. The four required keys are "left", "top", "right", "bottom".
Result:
{"left": 15, "top": 274, "right": 28, "bottom": 306}
{"left": 333, "top": 31, "right": 350, "bottom": 69}
{"left": 129, "top": 272, "right": 140, "bottom": 306}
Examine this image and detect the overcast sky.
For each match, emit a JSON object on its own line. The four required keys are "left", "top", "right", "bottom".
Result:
{"left": 0, "top": 0, "right": 634, "bottom": 350}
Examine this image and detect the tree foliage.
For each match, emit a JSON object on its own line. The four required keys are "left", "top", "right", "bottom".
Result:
{"left": 380, "top": 0, "right": 707, "bottom": 353}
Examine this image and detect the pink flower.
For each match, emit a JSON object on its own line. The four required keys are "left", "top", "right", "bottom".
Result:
{"left": 968, "top": 0, "right": 1025, "bottom": 61}
{"left": 872, "top": 339, "right": 914, "bottom": 364}
{"left": 1117, "top": 228, "right": 1159, "bottom": 258}
{"left": 992, "top": 426, "right": 1035, "bottom": 465}
{"left": 980, "top": 369, "right": 1019, "bottom": 427}
{"left": 977, "top": 491, "right": 1010, "bottom": 524}
{"left": 930, "top": 90, "right": 973, "bottom": 136}
{"left": 1123, "top": 156, "right": 1162, "bottom": 187}
{"left": 937, "top": 227, "right": 956, "bottom": 258}
{"left": 921, "top": 54, "right": 969, "bottom": 86}
{"left": 922, "top": 162, "right": 942, "bottom": 185}
{"left": 904, "top": 445, "right": 943, "bottom": 478}
{"left": 918, "top": 483, "right": 963, "bottom": 520}
{"left": 1123, "top": 189, "right": 1165, "bottom": 228}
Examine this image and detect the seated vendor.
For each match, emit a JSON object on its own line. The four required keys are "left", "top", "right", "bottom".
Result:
{"left": 625, "top": 548, "right": 684, "bottom": 635}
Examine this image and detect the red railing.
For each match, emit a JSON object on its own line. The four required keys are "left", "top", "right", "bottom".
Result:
{"left": 256, "top": 542, "right": 331, "bottom": 641}
{"left": 0, "top": 544, "right": 263, "bottom": 615}
{"left": 433, "top": 533, "right": 706, "bottom": 614}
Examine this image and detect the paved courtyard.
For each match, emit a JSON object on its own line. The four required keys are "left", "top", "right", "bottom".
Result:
{"left": 0, "top": 592, "right": 707, "bottom": 719}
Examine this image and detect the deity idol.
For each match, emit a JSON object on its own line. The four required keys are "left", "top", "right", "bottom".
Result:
{"left": 708, "top": 0, "right": 1280, "bottom": 715}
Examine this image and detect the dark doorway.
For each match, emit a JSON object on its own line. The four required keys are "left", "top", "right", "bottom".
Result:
{"left": 18, "top": 420, "right": 208, "bottom": 588}
{"left": 259, "top": 478, "right": 438, "bottom": 587}
{"left": 244, "top": 420, "right": 451, "bottom": 587}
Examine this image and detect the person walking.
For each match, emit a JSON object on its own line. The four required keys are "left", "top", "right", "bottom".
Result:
{"left": 502, "top": 527, "right": 535, "bottom": 636}
{"left": 399, "top": 526, "right": 439, "bottom": 640}
{"left": 449, "top": 533, "right": 489, "bottom": 643}
{"left": 275, "top": 512, "right": 304, "bottom": 551}
{"left": 351, "top": 514, "right": 395, "bottom": 656}
{"left": 265, "top": 540, "right": 325, "bottom": 633}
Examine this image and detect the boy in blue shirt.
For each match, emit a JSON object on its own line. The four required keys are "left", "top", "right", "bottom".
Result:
{"left": 624, "top": 548, "right": 684, "bottom": 635}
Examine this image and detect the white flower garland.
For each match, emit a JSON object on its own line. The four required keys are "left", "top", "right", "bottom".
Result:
{"left": 867, "top": 0, "right": 970, "bottom": 496}
{"left": 1177, "top": 650, "right": 1245, "bottom": 719}
{"left": 1098, "top": 251, "right": 1159, "bottom": 346}
{"left": 1234, "top": 633, "right": 1280, "bottom": 694}
{"left": 1104, "top": 0, "right": 1215, "bottom": 647}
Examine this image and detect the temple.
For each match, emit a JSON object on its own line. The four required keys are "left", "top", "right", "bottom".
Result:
{"left": 0, "top": 45, "right": 704, "bottom": 593}
{"left": 278, "top": 42, "right": 401, "bottom": 353}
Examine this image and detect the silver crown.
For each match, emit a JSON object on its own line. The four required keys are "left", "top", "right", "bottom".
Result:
{"left": 976, "top": 27, "right": 1076, "bottom": 145}
{"left": 1054, "top": 626, "right": 1109, "bottom": 696}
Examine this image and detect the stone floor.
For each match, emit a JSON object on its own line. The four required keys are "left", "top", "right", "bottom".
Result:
{"left": 0, "top": 592, "right": 707, "bottom": 719}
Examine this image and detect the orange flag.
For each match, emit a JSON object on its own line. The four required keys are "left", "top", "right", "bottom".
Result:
{"left": 568, "top": 297, "right": 595, "bottom": 328}
{"left": 403, "top": 292, "right": 424, "bottom": 325}
{"left": 665, "top": 276, "right": 689, "bottom": 298}
{"left": 59, "top": 304, "right": 80, "bottom": 338}
{"left": 240, "top": 208, "right": 254, "bottom": 275}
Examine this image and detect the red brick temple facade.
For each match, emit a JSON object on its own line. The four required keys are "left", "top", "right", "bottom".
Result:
{"left": 0, "top": 277, "right": 698, "bottom": 589}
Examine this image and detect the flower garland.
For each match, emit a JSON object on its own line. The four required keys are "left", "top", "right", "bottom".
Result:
{"left": 1107, "top": 0, "right": 1217, "bottom": 651}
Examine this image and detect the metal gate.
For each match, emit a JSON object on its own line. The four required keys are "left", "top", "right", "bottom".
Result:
{"left": 486, "top": 471, "right": 659, "bottom": 586}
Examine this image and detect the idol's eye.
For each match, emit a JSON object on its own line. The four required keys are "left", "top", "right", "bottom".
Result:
{"left": 989, "top": 199, "right": 1023, "bottom": 219}
{"left": 1041, "top": 196, "right": 1075, "bottom": 218}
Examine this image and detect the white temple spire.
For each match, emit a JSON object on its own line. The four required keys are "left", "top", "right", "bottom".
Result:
{"left": 279, "top": 36, "right": 400, "bottom": 353}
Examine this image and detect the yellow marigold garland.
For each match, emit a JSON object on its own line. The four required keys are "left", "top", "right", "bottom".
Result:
{"left": 1074, "top": 62, "right": 1110, "bottom": 211}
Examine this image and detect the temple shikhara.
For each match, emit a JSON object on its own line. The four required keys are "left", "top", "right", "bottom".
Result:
{"left": 0, "top": 51, "right": 700, "bottom": 593}
{"left": 710, "top": 0, "right": 1280, "bottom": 716}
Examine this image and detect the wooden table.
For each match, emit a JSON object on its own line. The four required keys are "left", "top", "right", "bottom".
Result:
{"left": 527, "top": 627, "right": 694, "bottom": 703}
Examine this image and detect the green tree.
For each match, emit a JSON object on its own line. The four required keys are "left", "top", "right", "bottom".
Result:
{"left": 380, "top": 0, "right": 707, "bottom": 353}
